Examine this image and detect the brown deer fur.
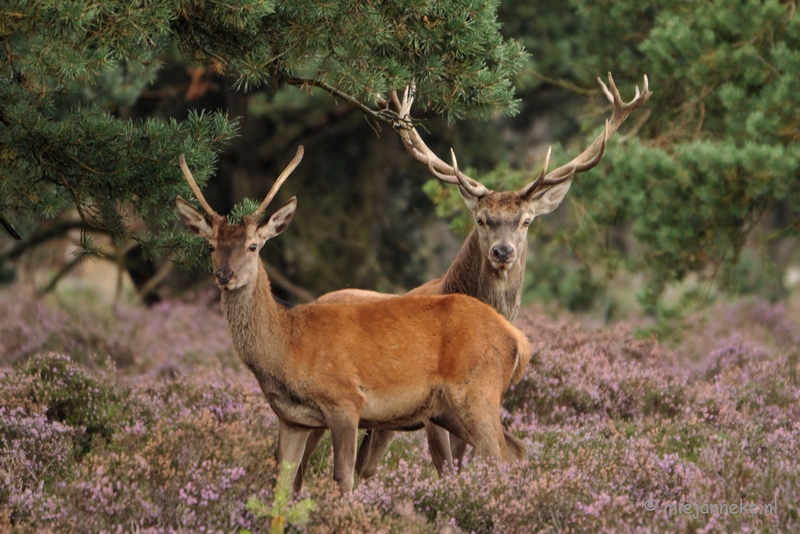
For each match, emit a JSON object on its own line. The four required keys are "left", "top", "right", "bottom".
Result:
{"left": 306, "top": 73, "right": 652, "bottom": 484}
{"left": 175, "top": 155, "right": 530, "bottom": 493}
{"left": 312, "top": 188, "right": 544, "bottom": 481}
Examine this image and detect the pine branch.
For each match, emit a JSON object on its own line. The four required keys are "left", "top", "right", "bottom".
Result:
{"left": 37, "top": 255, "right": 83, "bottom": 296}
{"left": 4, "top": 220, "right": 93, "bottom": 259}
{"left": 0, "top": 214, "right": 22, "bottom": 240}
{"left": 282, "top": 77, "right": 400, "bottom": 129}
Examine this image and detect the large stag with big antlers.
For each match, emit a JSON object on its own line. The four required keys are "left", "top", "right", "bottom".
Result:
{"left": 175, "top": 147, "right": 531, "bottom": 493}
{"left": 309, "top": 72, "right": 652, "bottom": 483}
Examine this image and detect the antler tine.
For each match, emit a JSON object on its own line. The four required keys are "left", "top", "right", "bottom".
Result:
{"left": 450, "top": 149, "right": 488, "bottom": 197}
{"left": 253, "top": 145, "right": 305, "bottom": 219}
{"left": 427, "top": 158, "right": 455, "bottom": 182}
{"left": 390, "top": 84, "right": 487, "bottom": 196}
{"left": 529, "top": 146, "right": 553, "bottom": 187}
{"left": 391, "top": 84, "right": 414, "bottom": 119}
{"left": 517, "top": 146, "right": 556, "bottom": 199}
{"left": 518, "top": 72, "right": 651, "bottom": 198}
{"left": 180, "top": 154, "right": 220, "bottom": 218}
{"left": 422, "top": 149, "right": 486, "bottom": 197}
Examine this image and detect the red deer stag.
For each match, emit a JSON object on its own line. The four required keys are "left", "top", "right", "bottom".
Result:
{"left": 175, "top": 147, "right": 531, "bottom": 493}
{"left": 307, "top": 73, "right": 652, "bottom": 482}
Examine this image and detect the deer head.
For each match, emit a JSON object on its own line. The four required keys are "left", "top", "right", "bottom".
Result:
{"left": 389, "top": 73, "right": 652, "bottom": 272}
{"left": 175, "top": 147, "right": 304, "bottom": 291}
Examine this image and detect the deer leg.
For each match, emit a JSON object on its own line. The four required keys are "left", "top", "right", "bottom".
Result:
{"left": 503, "top": 429, "right": 527, "bottom": 461}
{"left": 327, "top": 411, "right": 359, "bottom": 492}
{"left": 425, "top": 423, "right": 453, "bottom": 476}
{"left": 461, "top": 393, "right": 515, "bottom": 462}
{"left": 355, "top": 429, "right": 396, "bottom": 479}
{"left": 293, "top": 428, "right": 326, "bottom": 493}
{"left": 429, "top": 408, "right": 474, "bottom": 448}
{"left": 276, "top": 420, "right": 312, "bottom": 494}
{"left": 449, "top": 434, "right": 469, "bottom": 471}
{"left": 437, "top": 388, "right": 510, "bottom": 462}
{"left": 354, "top": 429, "right": 374, "bottom": 476}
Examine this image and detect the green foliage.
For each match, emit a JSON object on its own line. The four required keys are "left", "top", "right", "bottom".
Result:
{"left": 228, "top": 198, "right": 262, "bottom": 225}
{"left": 2, "top": 0, "right": 524, "bottom": 270}
{"left": 251, "top": 0, "right": 526, "bottom": 120}
{"left": 2, "top": 0, "right": 241, "bottom": 265}
{"left": 559, "top": 0, "right": 800, "bottom": 311}
{"left": 242, "top": 462, "right": 316, "bottom": 534}
{"left": 571, "top": 135, "right": 800, "bottom": 312}
{"left": 423, "top": 0, "right": 800, "bottom": 315}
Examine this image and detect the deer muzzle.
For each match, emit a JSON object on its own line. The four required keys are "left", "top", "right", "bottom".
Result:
{"left": 491, "top": 244, "right": 516, "bottom": 266}
{"left": 215, "top": 268, "right": 234, "bottom": 286}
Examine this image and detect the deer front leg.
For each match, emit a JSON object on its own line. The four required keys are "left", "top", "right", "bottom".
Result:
{"left": 294, "top": 428, "right": 326, "bottom": 493}
{"left": 276, "top": 420, "right": 312, "bottom": 494}
{"left": 327, "top": 411, "right": 359, "bottom": 492}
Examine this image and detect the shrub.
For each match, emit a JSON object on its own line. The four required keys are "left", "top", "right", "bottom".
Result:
{"left": 17, "top": 353, "right": 134, "bottom": 454}
{"left": 1, "top": 285, "right": 799, "bottom": 532}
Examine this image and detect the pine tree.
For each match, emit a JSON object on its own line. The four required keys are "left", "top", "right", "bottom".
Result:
{"left": 433, "top": 0, "right": 800, "bottom": 313}
{"left": 0, "top": 0, "right": 525, "bottom": 268}
{"left": 561, "top": 0, "right": 800, "bottom": 311}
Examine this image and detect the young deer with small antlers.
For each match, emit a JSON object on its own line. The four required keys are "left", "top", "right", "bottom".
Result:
{"left": 308, "top": 73, "right": 652, "bottom": 482}
{"left": 175, "top": 146, "right": 531, "bottom": 493}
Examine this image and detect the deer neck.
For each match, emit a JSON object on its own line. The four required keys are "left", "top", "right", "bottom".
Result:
{"left": 440, "top": 227, "right": 526, "bottom": 322}
{"left": 220, "top": 265, "right": 289, "bottom": 370}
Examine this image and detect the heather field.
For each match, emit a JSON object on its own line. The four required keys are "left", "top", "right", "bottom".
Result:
{"left": 1, "top": 284, "right": 799, "bottom": 533}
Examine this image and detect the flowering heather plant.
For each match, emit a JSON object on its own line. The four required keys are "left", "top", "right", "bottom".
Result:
{"left": 0, "top": 407, "right": 75, "bottom": 514}
{"left": 1, "top": 283, "right": 799, "bottom": 532}
{"left": 0, "top": 285, "right": 236, "bottom": 373}
{"left": 16, "top": 353, "right": 134, "bottom": 446}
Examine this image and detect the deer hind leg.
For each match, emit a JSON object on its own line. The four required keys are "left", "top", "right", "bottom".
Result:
{"left": 503, "top": 429, "right": 527, "bottom": 461}
{"left": 424, "top": 423, "right": 454, "bottom": 476}
{"left": 294, "top": 428, "right": 326, "bottom": 493}
{"left": 441, "top": 388, "right": 515, "bottom": 463}
{"left": 276, "top": 420, "right": 312, "bottom": 494}
{"left": 355, "top": 429, "right": 396, "bottom": 479}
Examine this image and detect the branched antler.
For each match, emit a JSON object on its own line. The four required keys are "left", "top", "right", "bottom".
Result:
{"left": 388, "top": 73, "right": 652, "bottom": 199}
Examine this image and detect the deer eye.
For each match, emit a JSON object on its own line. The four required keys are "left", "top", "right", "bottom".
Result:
{"left": 522, "top": 219, "right": 532, "bottom": 228}
{"left": 207, "top": 244, "right": 215, "bottom": 252}
{"left": 248, "top": 243, "right": 258, "bottom": 252}
{"left": 476, "top": 218, "right": 485, "bottom": 226}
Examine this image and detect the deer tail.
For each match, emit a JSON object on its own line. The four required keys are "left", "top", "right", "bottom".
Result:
{"left": 510, "top": 327, "right": 531, "bottom": 385}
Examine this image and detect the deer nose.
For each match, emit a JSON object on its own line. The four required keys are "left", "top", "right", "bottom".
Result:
{"left": 492, "top": 245, "right": 515, "bottom": 263}
{"left": 215, "top": 269, "right": 234, "bottom": 285}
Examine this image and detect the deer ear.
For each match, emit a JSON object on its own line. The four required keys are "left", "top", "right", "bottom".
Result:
{"left": 457, "top": 185, "right": 481, "bottom": 212}
{"left": 176, "top": 196, "right": 214, "bottom": 239}
{"left": 529, "top": 179, "right": 573, "bottom": 217}
{"left": 257, "top": 197, "right": 297, "bottom": 242}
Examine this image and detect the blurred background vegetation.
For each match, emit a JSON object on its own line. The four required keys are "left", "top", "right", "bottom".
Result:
{"left": 1, "top": 0, "right": 799, "bottom": 325}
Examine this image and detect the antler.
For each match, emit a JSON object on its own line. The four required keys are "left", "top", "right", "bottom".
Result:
{"left": 180, "top": 154, "right": 220, "bottom": 218}
{"left": 179, "top": 146, "right": 304, "bottom": 220}
{"left": 390, "top": 86, "right": 488, "bottom": 198}
{"left": 253, "top": 145, "right": 305, "bottom": 219}
{"left": 390, "top": 73, "right": 651, "bottom": 200}
{"left": 518, "top": 72, "right": 652, "bottom": 199}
